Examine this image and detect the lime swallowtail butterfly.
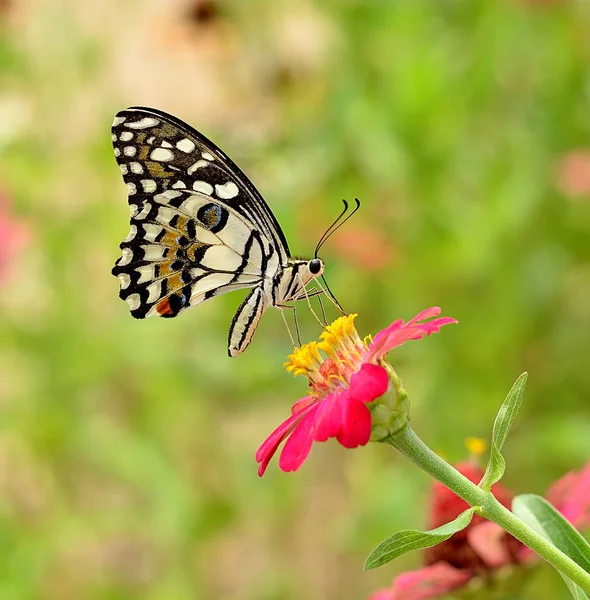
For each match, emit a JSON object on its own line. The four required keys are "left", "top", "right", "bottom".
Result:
{"left": 111, "top": 106, "right": 356, "bottom": 356}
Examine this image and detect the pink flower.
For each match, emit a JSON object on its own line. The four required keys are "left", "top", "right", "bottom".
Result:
{"left": 546, "top": 462, "right": 590, "bottom": 530}
{"left": 424, "top": 462, "right": 521, "bottom": 570}
{"left": 0, "top": 189, "right": 29, "bottom": 282}
{"left": 370, "top": 460, "right": 590, "bottom": 599}
{"left": 256, "top": 308, "right": 457, "bottom": 476}
{"left": 555, "top": 149, "right": 590, "bottom": 199}
{"left": 368, "top": 563, "right": 471, "bottom": 600}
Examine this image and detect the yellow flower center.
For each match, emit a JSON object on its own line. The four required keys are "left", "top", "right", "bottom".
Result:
{"left": 284, "top": 315, "right": 368, "bottom": 398}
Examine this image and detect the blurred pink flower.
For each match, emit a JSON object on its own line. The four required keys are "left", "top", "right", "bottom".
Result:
{"left": 256, "top": 308, "right": 457, "bottom": 476}
{"left": 0, "top": 190, "right": 29, "bottom": 281}
{"left": 546, "top": 463, "right": 590, "bottom": 530}
{"left": 368, "top": 563, "right": 471, "bottom": 600}
{"left": 330, "top": 224, "right": 395, "bottom": 272}
{"left": 555, "top": 150, "right": 590, "bottom": 199}
{"left": 370, "top": 461, "right": 590, "bottom": 599}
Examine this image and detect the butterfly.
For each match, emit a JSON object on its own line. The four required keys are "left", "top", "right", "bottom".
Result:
{"left": 111, "top": 106, "right": 357, "bottom": 356}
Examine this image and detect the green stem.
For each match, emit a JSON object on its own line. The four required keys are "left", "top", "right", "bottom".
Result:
{"left": 387, "top": 425, "right": 590, "bottom": 594}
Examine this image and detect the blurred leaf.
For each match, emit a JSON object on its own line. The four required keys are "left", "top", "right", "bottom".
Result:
{"left": 364, "top": 508, "right": 475, "bottom": 570}
{"left": 479, "top": 372, "right": 528, "bottom": 491}
{"left": 513, "top": 494, "right": 590, "bottom": 600}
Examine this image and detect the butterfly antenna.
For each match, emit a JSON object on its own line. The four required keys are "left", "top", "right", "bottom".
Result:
{"left": 314, "top": 199, "right": 349, "bottom": 258}
{"left": 315, "top": 198, "right": 361, "bottom": 257}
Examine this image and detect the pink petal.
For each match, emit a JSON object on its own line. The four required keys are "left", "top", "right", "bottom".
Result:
{"left": 278, "top": 406, "right": 319, "bottom": 472}
{"left": 366, "top": 309, "right": 457, "bottom": 363}
{"left": 313, "top": 391, "right": 343, "bottom": 442}
{"left": 385, "top": 562, "right": 472, "bottom": 600}
{"left": 371, "top": 318, "right": 403, "bottom": 351}
{"left": 546, "top": 462, "right": 590, "bottom": 529}
{"left": 336, "top": 394, "right": 372, "bottom": 448}
{"left": 256, "top": 403, "right": 317, "bottom": 476}
{"left": 467, "top": 521, "right": 513, "bottom": 568}
{"left": 407, "top": 306, "right": 442, "bottom": 325}
{"left": 349, "top": 363, "right": 388, "bottom": 403}
{"left": 291, "top": 395, "right": 315, "bottom": 415}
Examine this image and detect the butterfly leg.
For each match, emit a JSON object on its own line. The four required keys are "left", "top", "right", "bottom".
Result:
{"left": 317, "top": 293, "right": 327, "bottom": 325}
{"left": 278, "top": 305, "right": 300, "bottom": 349}
{"left": 296, "top": 274, "right": 327, "bottom": 328}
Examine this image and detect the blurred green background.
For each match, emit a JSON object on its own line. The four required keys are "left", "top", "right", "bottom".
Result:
{"left": 1, "top": 0, "right": 589, "bottom": 598}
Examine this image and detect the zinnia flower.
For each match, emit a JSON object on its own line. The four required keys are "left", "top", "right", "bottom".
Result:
{"left": 256, "top": 307, "right": 457, "bottom": 476}
{"left": 369, "top": 457, "right": 590, "bottom": 600}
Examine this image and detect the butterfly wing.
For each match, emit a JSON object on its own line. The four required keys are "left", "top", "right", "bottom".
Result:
{"left": 111, "top": 107, "right": 289, "bottom": 319}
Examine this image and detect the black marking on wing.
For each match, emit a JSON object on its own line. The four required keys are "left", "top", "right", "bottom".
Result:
{"left": 112, "top": 106, "right": 291, "bottom": 262}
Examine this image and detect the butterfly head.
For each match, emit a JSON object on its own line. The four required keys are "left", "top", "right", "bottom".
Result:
{"left": 308, "top": 258, "right": 324, "bottom": 277}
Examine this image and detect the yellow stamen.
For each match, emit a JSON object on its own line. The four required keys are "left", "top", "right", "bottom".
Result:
{"left": 284, "top": 341, "right": 323, "bottom": 378}
{"left": 465, "top": 437, "right": 487, "bottom": 458}
{"left": 318, "top": 314, "right": 361, "bottom": 355}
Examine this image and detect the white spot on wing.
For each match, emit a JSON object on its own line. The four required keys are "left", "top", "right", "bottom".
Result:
{"left": 119, "top": 164, "right": 128, "bottom": 175}
{"left": 114, "top": 148, "right": 120, "bottom": 157}
{"left": 113, "top": 115, "right": 126, "bottom": 126}
{"left": 200, "top": 246, "right": 242, "bottom": 271}
{"left": 136, "top": 203, "right": 152, "bottom": 220}
{"left": 141, "top": 245, "right": 167, "bottom": 261}
{"left": 120, "top": 131, "right": 134, "bottom": 142}
{"left": 124, "top": 146, "right": 137, "bottom": 157}
{"left": 154, "top": 190, "right": 182, "bottom": 204}
{"left": 118, "top": 247, "right": 133, "bottom": 266}
{"left": 150, "top": 148, "right": 174, "bottom": 162}
{"left": 129, "top": 204, "right": 138, "bottom": 217}
{"left": 215, "top": 182, "right": 239, "bottom": 199}
{"left": 127, "top": 117, "right": 159, "bottom": 129}
{"left": 172, "top": 181, "right": 186, "bottom": 189}
{"left": 141, "top": 179, "right": 157, "bottom": 193}
{"left": 146, "top": 280, "right": 163, "bottom": 303}
{"left": 142, "top": 223, "right": 165, "bottom": 243}
{"left": 127, "top": 182, "right": 137, "bottom": 196}
{"left": 202, "top": 152, "right": 215, "bottom": 161}
{"left": 161, "top": 141, "right": 173, "bottom": 148}
{"left": 118, "top": 273, "right": 131, "bottom": 289}
{"left": 136, "top": 264, "right": 155, "bottom": 284}
{"left": 177, "top": 138, "right": 196, "bottom": 153}
{"left": 124, "top": 224, "right": 137, "bottom": 242}
{"left": 193, "top": 181, "right": 213, "bottom": 195}
{"left": 188, "top": 160, "right": 209, "bottom": 175}
{"left": 129, "top": 162, "right": 143, "bottom": 174}
{"left": 180, "top": 196, "right": 201, "bottom": 215}
{"left": 125, "top": 293, "right": 141, "bottom": 311}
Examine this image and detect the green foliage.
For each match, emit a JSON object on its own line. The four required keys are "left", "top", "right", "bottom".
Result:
{"left": 514, "top": 495, "right": 590, "bottom": 599}
{"left": 364, "top": 508, "right": 475, "bottom": 570}
{"left": 479, "top": 372, "right": 528, "bottom": 491}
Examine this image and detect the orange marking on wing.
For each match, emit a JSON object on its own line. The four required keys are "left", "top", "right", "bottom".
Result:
{"left": 156, "top": 298, "right": 173, "bottom": 315}
{"left": 175, "top": 215, "right": 189, "bottom": 236}
{"left": 159, "top": 261, "right": 175, "bottom": 277}
{"left": 167, "top": 273, "right": 183, "bottom": 292}
{"left": 160, "top": 231, "right": 181, "bottom": 246}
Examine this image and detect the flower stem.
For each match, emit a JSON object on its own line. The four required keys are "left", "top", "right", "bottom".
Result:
{"left": 387, "top": 426, "right": 590, "bottom": 594}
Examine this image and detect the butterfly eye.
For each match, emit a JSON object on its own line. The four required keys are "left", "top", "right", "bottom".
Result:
{"left": 309, "top": 258, "right": 323, "bottom": 275}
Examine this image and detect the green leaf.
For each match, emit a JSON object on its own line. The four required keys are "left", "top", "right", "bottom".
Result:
{"left": 513, "top": 494, "right": 590, "bottom": 600}
{"left": 364, "top": 508, "right": 476, "bottom": 570}
{"left": 479, "top": 372, "right": 527, "bottom": 491}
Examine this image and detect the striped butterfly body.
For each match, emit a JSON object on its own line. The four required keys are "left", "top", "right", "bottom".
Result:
{"left": 111, "top": 106, "right": 325, "bottom": 357}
